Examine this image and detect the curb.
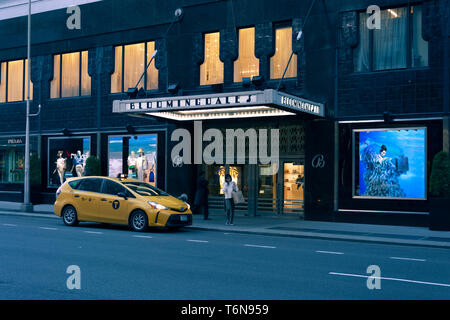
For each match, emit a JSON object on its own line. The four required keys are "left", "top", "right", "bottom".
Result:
{"left": 187, "top": 226, "right": 450, "bottom": 250}
{"left": 0, "top": 210, "right": 58, "bottom": 219}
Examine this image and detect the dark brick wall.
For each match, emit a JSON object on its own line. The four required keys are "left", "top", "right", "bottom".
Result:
{"left": 0, "top": 0, "right": 339, "bottom": 137}
{"left": 337, "top": 0, "right": 448, "bottom": 119}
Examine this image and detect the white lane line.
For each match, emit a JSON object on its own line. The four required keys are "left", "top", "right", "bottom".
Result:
{"left": 187, "top": 239, "right": 209, "bottom": 243}
{"left": 244, "top": 244, "right": 276, "bottom": 249}
{"left": 329, "top": 272, "right": 450, "bottom": 288}
{"left": 84, "top": 231, "right": 103, "bottom": 234}
{"left": 39, "top": 227, "right": 58, "bottom": 230}
{"left": 316, "top": 250, "right": 344, "bottom": 255}
{"left": 132, "top": 235, "right": 153, "bottom": 239}
{"left": 2, "top": 223, "right": 17, "bottom": 227}
{"left": 390, "top": 256, "right": 426, "bottom": 262}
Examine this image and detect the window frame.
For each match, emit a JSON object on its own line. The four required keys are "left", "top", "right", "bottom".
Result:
{"left": 233, "top": 25, "right": 260, "bottom": 83}
{"left": 200, "top": 30, "right": 224, "bottom": 86}
{"left": 354, "top": 3, "right": 428, "bottom": 73}
{"left": 51, "top": 50, "right": 91, "bottom": 99}
{"left": 0, "top": 58, "right": 33, "bottom": 103}
{"left": 111, "top": 41, "right": 159, "bottom": 93}
{"left": 270, "top": 21, "right": 297, "bottom": 80}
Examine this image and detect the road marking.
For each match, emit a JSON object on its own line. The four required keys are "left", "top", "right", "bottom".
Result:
{"left": 2, "top": 223, "right": 17, "bottom": 227}
{"left": 187, "top": 240, "right": 209, "bottom": 243}
{"left": 39, "top": 227, "right": 58, "bottom": 230}
{"left": 84, "top": 231, "right": 103, "bottom": 234}
{"left": 390, "top": 256, "right": 426, "bottom": 262}
{"left": 244, "top": 244, "right": 276, "bottom": 249}
{"left": 316, "top": 250, "right": 344, "bottom": 255}
{"left": 132, "top": 235, "right": 153, "bottom": 239}
{"left": 329, "top": 272, "right": 450, "bottom": 288}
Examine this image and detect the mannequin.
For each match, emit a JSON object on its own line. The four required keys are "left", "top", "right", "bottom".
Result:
{"left": 136, "top": 148, "right": 148, "bottom": 181}
{"left": 55, "top": 150, "right": 66, "bottom": 185}
{"left": 127, "top": 151, "right": 137, "bottom": 178}
{"left": 71, "top": 150, "right": 85, "bottom": 177}
{"left": 148, "top": 154, "right": 156, "bottom": 185}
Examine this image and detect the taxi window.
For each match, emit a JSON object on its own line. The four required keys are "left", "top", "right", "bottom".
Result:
{"left": 78, "top": 178, "right": 102, "bottom": 193}
{"left": 122, "top": 181, "right": 168, "bottom": 196}
{"left": 68, "top": 180, "right": 82, "bottom": 190}
{"left": 103, "top": 180, "right": 127, "bottom": 196}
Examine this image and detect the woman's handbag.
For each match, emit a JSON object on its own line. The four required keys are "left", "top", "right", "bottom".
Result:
{"left": 232, "top": 190, "right": 245, "bottom": 204}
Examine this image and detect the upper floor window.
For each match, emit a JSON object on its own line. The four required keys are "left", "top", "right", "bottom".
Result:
{"left": 200, "top": 32, "right": 224, "bottom": 85}
{"left": 50, "top": 51, "right": 91, "bottom": 98}
{"left": 234, "top": 27, "right": 259, "bottom": 82}
{"left": 270, "top": 26, "right": 297, "bottom": 79}
{"left": 354, "top": 5, "right": 428, "bottom": 72}
{"left": 0, "top": 59, "right": 33, "bottom": 103}
{"left": 111, "top": 41, "right": 158, "bottom": 93}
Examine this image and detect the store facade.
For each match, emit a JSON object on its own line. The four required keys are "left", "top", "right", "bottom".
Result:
{"left": 335, "top": 0, "right": 450, "bottom": 225}
{"left": 112, "top": 89, "right": 325, "bottom": 216}
{"left": 6, "top": 0, "right": 448, "bottom": 225}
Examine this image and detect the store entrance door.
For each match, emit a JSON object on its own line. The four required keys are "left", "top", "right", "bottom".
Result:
{"left": 282, "top": 162, "right": 305, "bottom": 214}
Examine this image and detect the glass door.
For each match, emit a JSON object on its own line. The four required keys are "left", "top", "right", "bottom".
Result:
{"left": 282, "top": 162, "right": 304, "bottom": 214}
{"left": 257, "top": 163, "right": 278, "bottom": 213}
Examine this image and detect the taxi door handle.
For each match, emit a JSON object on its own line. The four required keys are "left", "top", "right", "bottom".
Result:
{"left": 74, "top": 195, "right": 80, "bottom": 198}
{"left": 100, "top": 198, "right": 107, "bottom": 202}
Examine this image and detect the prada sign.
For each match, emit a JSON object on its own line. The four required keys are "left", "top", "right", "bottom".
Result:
{"left": 113, "top": 89, "right": 324, "bottom": 118}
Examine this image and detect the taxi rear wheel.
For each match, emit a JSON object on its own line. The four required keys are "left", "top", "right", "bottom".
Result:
{"left": 62, "top": 205, "right": 79, "bottom": 226}
{"left": 130, "top": 210, "right": 148, "bottom": 232}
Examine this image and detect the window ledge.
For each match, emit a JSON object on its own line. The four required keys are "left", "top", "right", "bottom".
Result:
{"left": 351, "top": 66, "right": 430, "bottom": 76}
{"left": 49, "top": 95, "right": 92, "bottom": 101}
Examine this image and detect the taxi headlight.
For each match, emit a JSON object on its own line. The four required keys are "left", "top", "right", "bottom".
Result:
{"left": 148, "top": 201, "right": 168, "bottom": 210}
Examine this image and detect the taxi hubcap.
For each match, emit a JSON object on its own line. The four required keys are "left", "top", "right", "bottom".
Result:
{"left": 133, "top": 214, "right": 145, "bottom": 229}
{"left": 64, "top": 208, "right": 75, "bottom": 223}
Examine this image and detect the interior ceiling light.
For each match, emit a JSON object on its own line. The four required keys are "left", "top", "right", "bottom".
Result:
{"left": 146, "top": 106, "right": 295, "bottom": 121}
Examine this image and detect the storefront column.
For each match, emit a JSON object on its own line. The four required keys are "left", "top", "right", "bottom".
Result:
{"left": 247, "top": 164, "right": 257, "bottom": 216}
{"left": 444, "top": 116, "right": 450, "bottom": 153}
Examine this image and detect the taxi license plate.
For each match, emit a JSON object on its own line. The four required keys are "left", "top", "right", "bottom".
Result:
{"left": 180, "top": 215, "right": 188, "bottom": 222}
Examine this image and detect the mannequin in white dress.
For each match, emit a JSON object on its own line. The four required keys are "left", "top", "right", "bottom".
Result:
{"left": 136, "top": 148, "right": 148, "bottom": 181}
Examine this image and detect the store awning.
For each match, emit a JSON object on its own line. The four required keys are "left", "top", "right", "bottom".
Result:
{"left": 112, "top": 89, "right": 325, "bottom": 121}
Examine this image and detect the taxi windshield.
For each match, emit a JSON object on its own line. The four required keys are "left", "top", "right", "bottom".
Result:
{"left": 123, "top": 181, "right": 169, "bottom": 197}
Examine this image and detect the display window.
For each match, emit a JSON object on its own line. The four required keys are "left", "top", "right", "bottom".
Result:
{"left": 353, "top": 127, "right": 427, "bottom": 199}
{"left": 48, "top": 136, "right": 91, "bottom": 187}
{"left": 0, "top": 144, "right": 24, "bottom": 183}
{"left": 108, "top": 134, "right": 157, "bottom": 186}
{"left": 0, "top": 137, "right": 39, "bottom": 185}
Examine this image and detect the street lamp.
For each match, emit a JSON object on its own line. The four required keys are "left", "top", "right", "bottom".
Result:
{"left": 21, "top": 0, "right": 32, "bottom": 212}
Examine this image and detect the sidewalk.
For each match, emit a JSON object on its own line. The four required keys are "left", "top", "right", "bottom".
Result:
{"left": 0, "top": 201, "right": 449, "bottom": 248}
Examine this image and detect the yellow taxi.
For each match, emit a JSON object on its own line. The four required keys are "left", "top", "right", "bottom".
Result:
{"left": 54, "top": 176, "right": 192, "bottom": 231}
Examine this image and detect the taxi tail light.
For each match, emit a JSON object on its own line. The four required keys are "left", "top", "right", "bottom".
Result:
{"left": 56, "top": 186, "right": 63, "bottom": 198}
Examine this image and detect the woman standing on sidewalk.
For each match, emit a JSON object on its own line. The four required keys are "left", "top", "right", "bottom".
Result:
{"left": 222, "top": 174, "right": 238, "bottom": 226}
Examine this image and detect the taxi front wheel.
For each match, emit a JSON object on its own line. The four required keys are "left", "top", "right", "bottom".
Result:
{"left": 130, "top": 210, "right": 148, "bottom": 232}
{"left": 62, "top": 205, "right": 79, "bottom": 226}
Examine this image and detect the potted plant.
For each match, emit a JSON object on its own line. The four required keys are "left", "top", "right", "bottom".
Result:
{"left": 84, "top": 156, "right": 101, "bottom": 176}
{"left": 429, "top": 151, "right": 450, "bottom": 230}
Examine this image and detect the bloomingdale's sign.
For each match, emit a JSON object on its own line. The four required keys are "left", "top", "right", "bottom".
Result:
{"left": 113, "top": 89, "right": 325, "bottom": 117}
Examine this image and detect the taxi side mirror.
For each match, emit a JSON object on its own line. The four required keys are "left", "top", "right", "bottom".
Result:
{"left": 117, "top": 192, "right": 128, "bottom": 200}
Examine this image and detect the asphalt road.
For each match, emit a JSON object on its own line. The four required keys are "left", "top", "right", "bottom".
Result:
{"left": 1, "top": 214, "right": 449, "bottom": 300}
